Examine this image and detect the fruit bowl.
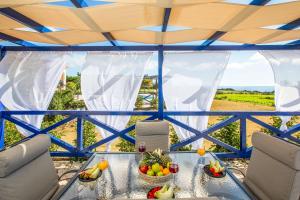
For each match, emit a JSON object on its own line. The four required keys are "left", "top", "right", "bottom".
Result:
{"left": 78, "top": 167, "right": 102, "bottom": 182}
{"left": 138, "top": 149, "right": 173, "bottom": 184}
{"left": 203, "top": 163, "right": 226, "bottom": 178}
{"left": 78, "top": 160, "right": 108, "bottom": 182}
{"left": 138, "top": 168, "right": 172, "bottom": 184}
{"left": 147, "top": 185, "right": 175, "bottom": 199}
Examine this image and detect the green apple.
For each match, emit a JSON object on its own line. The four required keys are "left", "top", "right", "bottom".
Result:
{"left": 147, "top": 169, "right": 155, "bottom": 176}
{"left": 157, "top": 171, "right": 164, "bottom": 176}
{"left": 152, "top": 163, "right": 161, "bottom": 173}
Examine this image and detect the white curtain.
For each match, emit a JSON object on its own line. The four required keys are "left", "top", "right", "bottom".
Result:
{"left": 163, "top": 51, "right": 231, "bottom": 149}
{"left": 260, "top": 50, "right": 300, "bottom": 131}
{"left": 0, "top": 51, "right": 81, "bottom": 136}
{"left": 81, "top": 51, "right": 154, "bottom": 151}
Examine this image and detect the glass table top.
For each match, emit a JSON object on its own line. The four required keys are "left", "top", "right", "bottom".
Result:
{"left": 57, "top": 152, "right": 251, "bottom": 200}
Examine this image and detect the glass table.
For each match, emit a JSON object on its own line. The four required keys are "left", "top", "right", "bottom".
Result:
{"left": 55, "top": 152, "right": 252, "bottom": 200}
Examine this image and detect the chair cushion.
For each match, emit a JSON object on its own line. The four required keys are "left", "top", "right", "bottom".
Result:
{"left": 0, "top": 151, "right": 59, "bottom": 200}
{"left": 0, "top": 134, "right": 51, "bottom": 177}
{"left": 136, "top": 134, "right": 169, "bottom": 152}
{"left": 136, "top": 120, "right": 169, "bottom": 136}
{"left": 245, "top": 148, "right": 300, "bottom": 200}
{"left": 252, "top": 132, "right": 300, "bottom": 170}
{"left": 135, "top": 120, "right": 169, "bottom": 151}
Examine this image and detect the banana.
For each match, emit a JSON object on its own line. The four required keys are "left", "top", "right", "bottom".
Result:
{"left": 89, "top": 168, "right": 100, "bottom": 179}
{"left": 85, "top": 165, "right": 98, "bottom": 175}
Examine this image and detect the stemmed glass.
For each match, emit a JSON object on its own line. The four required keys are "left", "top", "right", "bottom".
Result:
{"left": 138, "top": 142, "right": 146, "bottom": 159}
{"left": 169, "top": 163, "right": 179, "bottom": 186}
{"left": 197, "top": 147, "right": 206, "bottom": 165}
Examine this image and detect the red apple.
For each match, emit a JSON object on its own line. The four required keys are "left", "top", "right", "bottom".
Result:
{"left": 139, "top": 165, "right": 148, "bottom": 174}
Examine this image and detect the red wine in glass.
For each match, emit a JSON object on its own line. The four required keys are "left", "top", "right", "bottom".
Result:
{"left": 169, "top": 163, "right": 179, "bottom": 186}
{"left": 169, "top": 163, "right": 179, "bottom": 173}
{"left": 138, "top": 142, "right": 146, "bottom": 153}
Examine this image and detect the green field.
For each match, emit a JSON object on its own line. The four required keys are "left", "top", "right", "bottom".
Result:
{"left": 215, "top": 92, "right": 275, "bottom": 107}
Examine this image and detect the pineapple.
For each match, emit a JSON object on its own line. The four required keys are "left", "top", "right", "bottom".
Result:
{"left": 142, "top": 149, "right": 172, "bottom": 168}
{"left": 160, "top": 154, "right": 172, "bottom": 167}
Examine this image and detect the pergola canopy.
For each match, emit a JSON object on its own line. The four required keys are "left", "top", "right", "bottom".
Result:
{"left": 0, "top": 0, "right": 299, "bottom": 47}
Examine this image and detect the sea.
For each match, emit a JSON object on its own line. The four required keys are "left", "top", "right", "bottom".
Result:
{"left": 218, "top": 86, "right": 274, "bottom": 92}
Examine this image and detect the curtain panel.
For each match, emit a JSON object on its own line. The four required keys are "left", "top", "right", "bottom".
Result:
{"left": 163, "top": 51, "right": 231, "bottom": 149}
{"left": 81, "top": 51, "right": 154, "bottom": 151}
{"left": 260, "top": 50, "right": 300, "bottom": 131}
{"left": 0, "top": 51, "right": 76, "bottom": 136}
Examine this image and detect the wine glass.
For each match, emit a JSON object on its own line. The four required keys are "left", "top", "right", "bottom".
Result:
{"left": 197, "top": 147, "right": 206, "bottom": 165}
{"left": 138, "top": 142, "right": 146, "bottom": 159}
{"left": 169, "top": 163, "right": 179, "bottom": 186}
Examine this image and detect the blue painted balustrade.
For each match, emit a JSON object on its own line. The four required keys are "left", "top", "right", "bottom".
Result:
{"left": 0, "top": 110, "right": 299, "bottom": 159}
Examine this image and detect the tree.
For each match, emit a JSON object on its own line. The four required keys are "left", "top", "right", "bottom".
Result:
{"left": 210, "top": 116, "right": 240, "bottom": 152}
{"left": 142, "top": 79, "right": 152, "bottom": 89}
{"left": 150, "top": 97, "right": 158, "bottom": 109}
{"left": 261, "top": 116, "right": 300, "bottom": 139}
{"left": 116, "top": 116, "right": 140, "bottom": 152}
{"left": 135, "top": 96, "right": 144, "bottom": 109}
{"left": 169, "top": 124, "right": 192, "bottom": 151}
{"left": 4, "top": 121, "right": 23, "bottom": 146}
{"left": 83, "top": 121, "right": 97, "bottom": 148}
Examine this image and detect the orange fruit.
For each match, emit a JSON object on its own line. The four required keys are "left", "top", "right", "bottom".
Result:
{"left": 159, "top": 166, "right": 164, "bottom": 172}
{"left": 197, "top": 148, "right": 206, "bottom": 156}
{"left": 162, "top": 168, "right": 170, "bottom": 175}
{"left": 98, "top": 160, "right": 109, "bottom": 170}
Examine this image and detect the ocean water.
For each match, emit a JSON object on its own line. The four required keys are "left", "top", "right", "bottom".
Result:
{"left": 218, "top": 86, "right": 274, "bottom": 92}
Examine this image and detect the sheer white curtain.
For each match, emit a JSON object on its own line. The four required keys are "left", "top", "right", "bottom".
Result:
{"left": 0, "top": 51, "right": 77, "bottom": 136}
{"left": 163, "top": 51, "right": 231, "bottom": 149}
{"left": 81, "top": 52, "right": 154, "bottom": 151}
{"left": 260, "top": 50, "right": 300, "bottom": 131}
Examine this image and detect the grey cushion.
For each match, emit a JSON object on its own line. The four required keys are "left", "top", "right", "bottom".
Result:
{"left": 0, "top": 135, "right": 59, "bottom": 200}
{"left": 0, "top": 134, "right": 51, "bottom": 177}
{"left": 245, "top": 132, "right": 300, "bottom": 200}
{"left": 0, "top": 151, "right": 59, "bottom": 200}
{"left": 135, "top": 120, "right": 169, "bottom": 152}
{"left": 252, "top": 132, "right": 300, "bottom": 170}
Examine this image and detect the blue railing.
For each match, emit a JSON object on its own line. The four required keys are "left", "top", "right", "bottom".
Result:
{"left": 0, "top": 110, "right": 299, "bottom": 158}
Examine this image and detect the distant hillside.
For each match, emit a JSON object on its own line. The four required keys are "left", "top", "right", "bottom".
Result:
{"left": 215, "top": 88, "right": 274, "bottom": 107}
{"left": 218, "top": 86, "right": 274, "bottom": 92}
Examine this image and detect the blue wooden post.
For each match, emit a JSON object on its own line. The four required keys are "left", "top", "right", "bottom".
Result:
{"left": 240, "top": 115, "right": 247, "bottom": 154}
{"left": 158, "top": 46, "right": 164, "bottom": 120}
{"left": 0, "top": 102, "right": 5, "bottom": 150}
{"left": 0, "top": 46, "right": 6, "bottom": 61}
{"left": 76, "top": 117, "right": 84, "bottom": 154}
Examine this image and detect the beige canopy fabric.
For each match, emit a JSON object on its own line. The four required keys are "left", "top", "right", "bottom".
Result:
{"left": 112, "top": 29, "right": 214, "bottom": 44}
{"left": 93, "top": 0, "right": 223, "bottom": 8}
{"left": 0, "top": 29, "right": 60, "bottom": 44}
{"left": 0, "top": 15, "right": 26, "bottom": 30}
{"left": 169, "top": 3, "right": 250, "bottom": 31}
{"left": 85, "top": 4, "right": 164, "bottom": 32}
{"left": 14, "top": 5, "right": 92, "bottom": 31}
{"left": 0, "top": 1, "right": 299, "bottom": 45}
{"left": 0, "top": 0, "right": 61, "bottom": 8}
{"left": 232, "top": 1, "right": 300, "bottom": 30}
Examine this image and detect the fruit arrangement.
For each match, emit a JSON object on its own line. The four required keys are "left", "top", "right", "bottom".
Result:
{"left": 147, "top": 184, "right": 174, "bottom": 199}
{"left": 203, "top": 160, "right": 226, "bottom": 178}
{"left": 139, "top": 149, "right": 173, "bottom": 183}
{"left": 79, "top": 159, "right": 109, "bottom": 181}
